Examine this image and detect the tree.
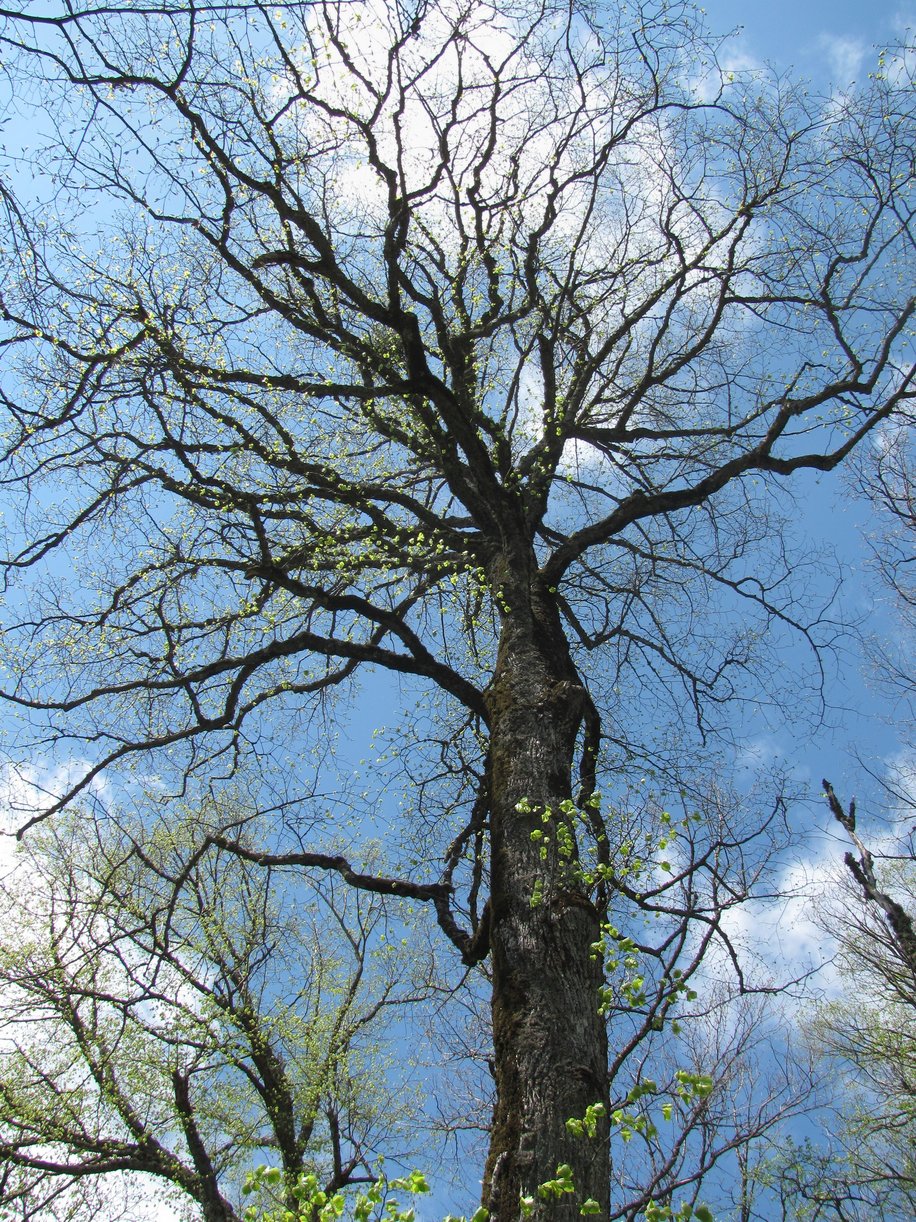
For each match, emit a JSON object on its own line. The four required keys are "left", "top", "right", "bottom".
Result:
{"left": 0, "top": 1, "right": 913, "bottom": 1216}
{"left": 756, "top": 1135, "right": 916, "bottom": 1222}
{"left": 751, "top": 784, "right": 916, "bottom": 1221}
{"left": 0, "top": 792, "right": 428, "bottom": 1221}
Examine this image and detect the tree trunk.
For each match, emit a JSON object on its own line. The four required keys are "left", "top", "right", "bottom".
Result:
{"left": 482, "top": 554, "right": 610, "bottom": 1220}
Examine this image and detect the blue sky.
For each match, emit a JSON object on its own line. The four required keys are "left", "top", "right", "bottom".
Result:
{"left": 657, "top": 0, "right": 916, "bottom": 1022}
{"left": 702, "top": 0, "right": 914, "bottom": 80}
{"left": 640, "top": 1, "right": 914, "bottom": 814}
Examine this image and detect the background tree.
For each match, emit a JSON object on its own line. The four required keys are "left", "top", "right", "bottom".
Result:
{"left": 814, "top": 785, "right": 916, "bottom": 1217}
{"left": 0, "top": 792, "right": 428, "bottom": 1221}
{"left": 0, "top": 1, "right": 914, "bottom": 1216}
{"left": 754, "top": 787, "right": 916, "bottom": 1220}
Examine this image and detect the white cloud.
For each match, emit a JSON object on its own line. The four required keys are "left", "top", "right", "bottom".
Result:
{"left": 720, "top": 849, "right": 843, "bottom": 996}
{"left": 714, "top": 808, "right": 909, "bottom": 1014}
{"left": 690, "top": 48, "right": 764, "bottom": 105}
{"left": 891, "top": 7, "right": 916, "bottom": 38}
{"left": 0, "top": 759, "right": 111, "bottom": 839}
{"left": 816, "top": 34, "right": 868, "bottom": 86}
{"left": 733, "top": 735, "right": 783, "bottom": 777}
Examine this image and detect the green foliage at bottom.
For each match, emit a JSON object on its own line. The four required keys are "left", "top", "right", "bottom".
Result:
{"left": 242, "top": 1165, "right": 489, "bottom": 1222}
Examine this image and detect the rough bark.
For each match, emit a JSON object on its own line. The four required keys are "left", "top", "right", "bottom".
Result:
{"left": 482, "top": 550, "right": 610, "bottom": 1220}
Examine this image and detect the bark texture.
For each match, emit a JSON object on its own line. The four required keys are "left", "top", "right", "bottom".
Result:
{"left": 482, "top": 552, "right": 610, "bottom": 1220}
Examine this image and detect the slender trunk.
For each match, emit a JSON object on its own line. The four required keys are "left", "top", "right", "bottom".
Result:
{"left": 482, "top": 555, "right": 609, "bottom": 1220}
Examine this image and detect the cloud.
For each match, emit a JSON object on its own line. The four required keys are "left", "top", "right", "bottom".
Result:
{"left": 891, "top": 7, "right": 916, "bottom": 37}
{"left": 714, "top": 806, "right": 909, "bottom": 1014}
{"left": 816, "top": 34, "right": 868, "bottom": 86}
{"left": 0, "top": 759, "right": 111, "bottom": 840}
{"left": 734, "top": 735, "right": 783, "bottom": 777}
{"left": 732, "top": 734, "right": 813, "bottom": 787}
{"left": 690, "top": 48, "right": 765, "bottom": 105}
{"left": 721, "top": 849, "right": 843, "bottom": 995}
